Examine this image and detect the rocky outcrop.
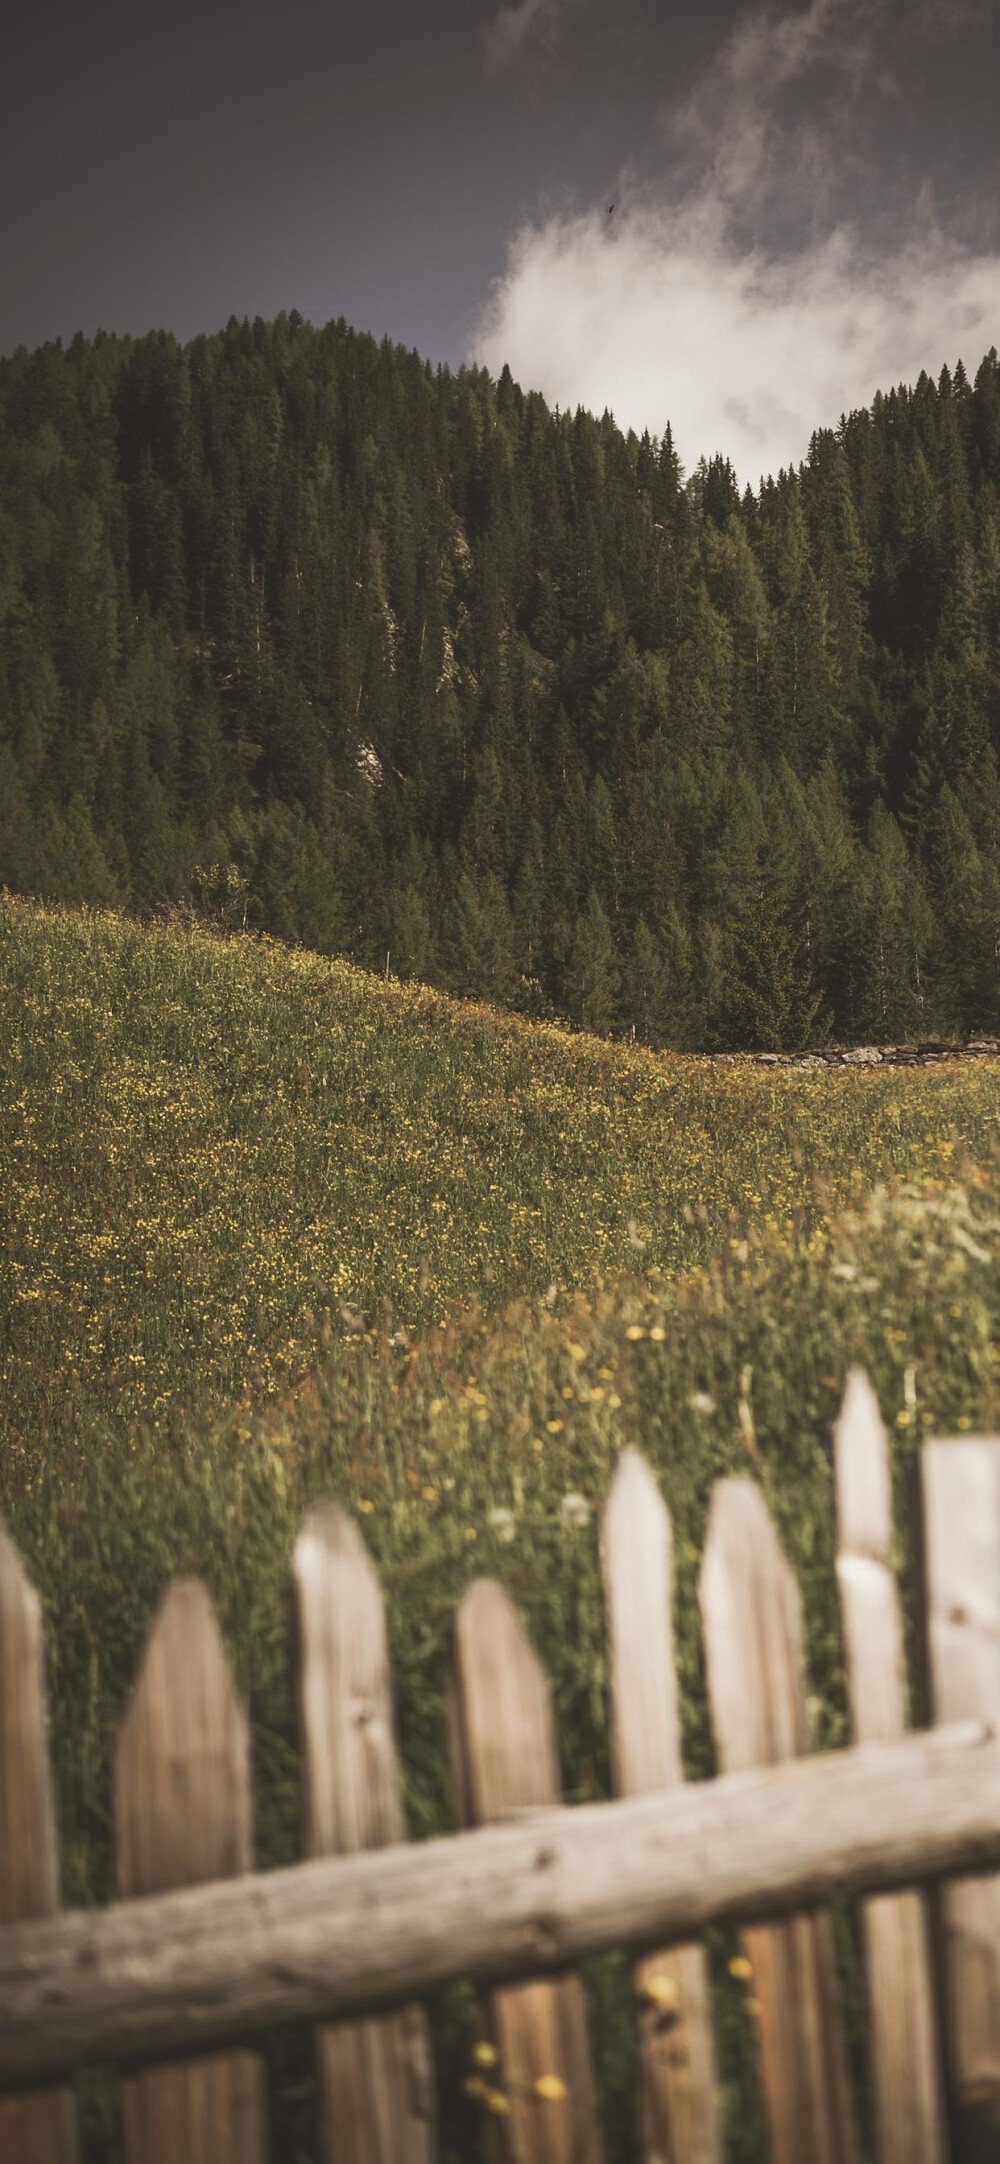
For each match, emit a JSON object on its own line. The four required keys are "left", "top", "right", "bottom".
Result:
{"left": 711, "top": 1041, "right": 1000, "bottom": 1069}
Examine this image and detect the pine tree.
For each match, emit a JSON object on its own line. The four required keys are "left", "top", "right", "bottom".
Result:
{"left": 714, "top": 861, "right": 823, "bottom": 1052}
{"left": 449, "top": 871, "right": 518, "bottom": 1002}
{"left": 387, "top": 882, "right": 437, "bottom": 981}
{"left": 566, "top": 891, "right": 619, "bottom": 1032}
{"left": 928, "top": 786, "right": 994, "bottom": 1033}
{"left": 628, "top": 916, "right": 660, "bottom": 1042}
{"left": 856, "top": 806, "right": 936, "bottom": 1041}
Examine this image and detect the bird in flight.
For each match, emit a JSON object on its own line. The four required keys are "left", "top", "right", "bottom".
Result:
{"left": 608, "top": 202, "right": 616, "bottom": 216}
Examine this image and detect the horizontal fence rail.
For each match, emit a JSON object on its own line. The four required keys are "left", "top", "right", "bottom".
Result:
{"left": 1, "top": 1721, "right": 999, "bottom": 2090}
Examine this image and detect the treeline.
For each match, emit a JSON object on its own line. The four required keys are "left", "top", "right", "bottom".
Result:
{"left": 1, "top": 313, "right": 999, "bottom": 1046}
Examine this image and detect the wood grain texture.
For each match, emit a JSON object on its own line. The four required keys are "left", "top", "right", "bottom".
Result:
{"left": 114, "top": 1580, "right": 264, "bottom": 2164}
{"left": 923, "top": 1436, "right": 1000, "bottom": 2156}
{"left": 4, "top": 1720, "right": 1000, "bottom": 2088}
{"left": 699, "top": 1478, "right": 857, "bottom": 2164}
{"left": 294, "top": 1502, "right": 435, "bottom": 2163}
{"left": 0, "top": 1523, "right": 78, "bottom": 2164}
{"left": 453, "top": 1576, "right": 602, "bottom": 2164}
{"left": 601, "top": 1451, "right": 722, "bottom": 2164}
{"left": 834, "top": 1372, "right": 946, "bottom": 2164}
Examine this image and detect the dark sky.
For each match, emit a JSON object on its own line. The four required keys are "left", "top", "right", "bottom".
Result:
{"left": 1, "top": 0, "right": 715, "bottom": 360}
{"left": 3, "top": 0, "right": 999, "bottom": 474}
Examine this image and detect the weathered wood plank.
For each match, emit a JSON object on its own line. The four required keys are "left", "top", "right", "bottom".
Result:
{"left": 0, "top": 1523, "right": 78, "bottom": 2164}
{"left": 294, "top": 1502, "right": 435, "bottom": 2163}
{"left": 453, "top": 1577, "right": 602, "bottom": 2164}
{"left": 115, "top": 1580, "right": 264, "bottom": 2164}
{"left": 699, "top": 1477, "right": 857, "bottom": 2164}
{"left": 834, "top": 1371, "right": 946, "bottom": 2164}
{"left": 923, "top": 1437, "right": 1000, "bottom": 2155}
{"left": 601, "top": 1451, "right": 722, "bottom": 2164}
{"left": 3, "top": 1720, "right": 1000, "bottom": 2089}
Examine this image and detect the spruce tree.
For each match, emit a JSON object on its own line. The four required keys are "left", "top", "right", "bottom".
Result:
{"left": 566, "top": 891, "right": 619, "bottom": 1033}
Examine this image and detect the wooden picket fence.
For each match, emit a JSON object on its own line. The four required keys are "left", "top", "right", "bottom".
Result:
{"left": 2, "top": 1370, "right": 1000, "bottom": 2162}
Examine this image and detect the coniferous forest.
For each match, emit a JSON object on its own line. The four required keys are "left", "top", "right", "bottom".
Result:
{"left": 2, "top": 313, "right": 1000, "bottom": 1048}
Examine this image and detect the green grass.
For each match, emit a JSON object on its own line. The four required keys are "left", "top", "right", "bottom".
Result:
{"left": 2, "top": 895, "right": 999, "bottom": 2160}
{"left": 3, "top": 893, "right": 997, "bottom": 1451}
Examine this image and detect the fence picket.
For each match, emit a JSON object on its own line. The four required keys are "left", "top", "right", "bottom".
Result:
{"left": 699, "top": 1477, "right": 857, "bottom": 2164}
{"left": 294, "top": 1501, "right": 436, "bottom": 2162}
{"left": 834, "top": 1371, "right": 946, "bottom": 2164}
{"left": 600, "top": 1450, "right": 722, "bottom": 2164}
{"left": 452, "top": 1577, "right": 602, "bottom": 2164}
{"left": 0, "top": 1524, "right": 78, "bottom": 2164}
{"left": 923, "top": 1436, "right": 1000, "bottom": 2152}
{"left": 114, "top": 1580, "right": 264, "bottom": 2164}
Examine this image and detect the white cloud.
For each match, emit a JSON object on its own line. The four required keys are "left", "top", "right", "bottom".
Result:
{"left": 483, "top": 0, "right": 579, "bottom": 75}
{"left": 472, "top": 200, "right": 1000, "bottom": 485}
{"left": 661, "top": 0, "right": 895, "bottom": 225}
{"left": 471, "top": 0, "right": 1000, "bottom": 482}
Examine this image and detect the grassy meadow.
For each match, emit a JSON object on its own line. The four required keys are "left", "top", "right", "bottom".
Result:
{"left": 2, "top": 892, "right": 1000, "bottom": 2161}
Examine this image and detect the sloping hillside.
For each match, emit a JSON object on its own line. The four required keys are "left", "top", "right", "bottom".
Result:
{"left": 3, "top": 893, "right": 997, "bottom": 1446}
{"left": 2, "top": 897, "right": 1000, "bottom": 2159}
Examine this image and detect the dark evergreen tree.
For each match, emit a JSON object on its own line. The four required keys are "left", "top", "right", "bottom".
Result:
{"left": 715, "top": 867, "right": 823, "bottom": 1052}
{"left": 566, "top": 891, "right": 619, "bottom": 1032}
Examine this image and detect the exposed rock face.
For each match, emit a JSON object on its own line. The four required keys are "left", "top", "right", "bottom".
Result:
{"left": 708, "top": 1041, "right": 1000, "bottom": 1069}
